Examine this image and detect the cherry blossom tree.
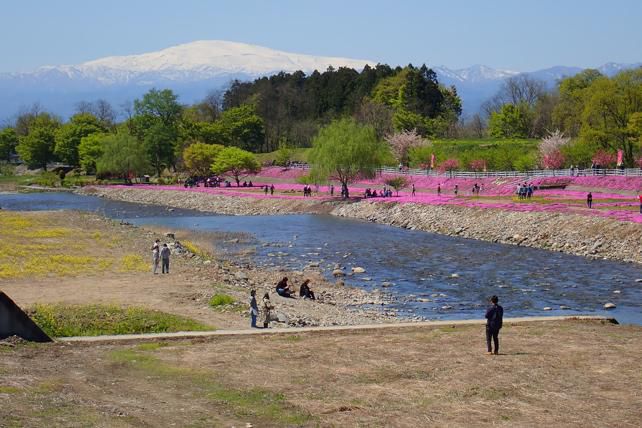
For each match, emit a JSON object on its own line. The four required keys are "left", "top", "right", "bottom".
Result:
{"left": 542, "top": 150, "right": 566, "bottom": 169}
{"left": 539, "top": 129, "right": 570, "bottom": 169}
{"left": 592, "top": 150, "right": 617, "bottom": 168}
{"left": 385, "top": 129, "right": 429, "bottom": 167}
{"left": 439, "top": 159, "right": 460, "bottom": 175}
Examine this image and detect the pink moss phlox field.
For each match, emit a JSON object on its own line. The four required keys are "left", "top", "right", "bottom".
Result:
{"left": 254, "top": 167, "right": 307, "bottom": 180}
{"left": 104, "top": 168, "right": 642, "bottom": 224}
{"left": 111, "top": 184, "right": 334, "bottom": 201}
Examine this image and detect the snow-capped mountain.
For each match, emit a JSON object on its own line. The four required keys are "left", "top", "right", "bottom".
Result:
{"left": 0, "top": 40, "right": 639, "bottom": 120}
{"left": 433, "top": 64, "right": 519, "bottom": 83}
{"left": 26, "top": 40, "right": 377, "bottom": 85}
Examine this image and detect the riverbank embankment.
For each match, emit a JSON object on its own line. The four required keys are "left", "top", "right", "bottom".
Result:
{"left": 79, "top": 186, "right": 642, "bottom": 264}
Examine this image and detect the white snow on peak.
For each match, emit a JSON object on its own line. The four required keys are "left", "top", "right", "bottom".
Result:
{"left": 56, "top": 40, "right": 376, "bottom": 83}
{"left": 434, "top": 64, "right": 519, "bottom": 83}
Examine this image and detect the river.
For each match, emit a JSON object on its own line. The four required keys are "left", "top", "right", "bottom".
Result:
{"left": 2, "top": 191, "right": 641, "bottom": 324}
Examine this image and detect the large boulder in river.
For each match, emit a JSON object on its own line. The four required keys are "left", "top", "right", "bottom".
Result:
{"left": 603, "top": 302, "right": 616, "bottom": 309}
{"left": 351, "top": 267, "right": 366, "bottom": 274}
{"left": 332, "top": 269, "right": 345, "bottom": 277}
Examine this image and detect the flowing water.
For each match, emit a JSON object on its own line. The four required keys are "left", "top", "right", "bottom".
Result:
{"left": 2, "top": 191, "right": 641, "bottom": 324}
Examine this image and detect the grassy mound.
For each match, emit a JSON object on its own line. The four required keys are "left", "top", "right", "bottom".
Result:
{"left": 208, "top": 294, "right": 235, "bottom": 307}
{"left": 28, "top": 303, "right": 213, "bottom": 337}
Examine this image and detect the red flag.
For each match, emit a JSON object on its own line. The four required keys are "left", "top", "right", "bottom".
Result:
{"left": 430, "top": 153, "right": 435, "bottom": 169}
{"left": 616, "top": 149, "right": 623, "bottom": 166}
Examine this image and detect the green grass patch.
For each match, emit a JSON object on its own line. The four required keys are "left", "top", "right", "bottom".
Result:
{"left": 208, "top": 294, "right": 235, "bottom": 307}
{"left": 0, "top": 385, "right": 21, "bottom": 394}
{"left": 28, "top": 304, "right": 213, "bottom": 337}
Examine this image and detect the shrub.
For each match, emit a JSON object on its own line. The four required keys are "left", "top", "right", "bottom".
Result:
{"left": 209, "top": 294, "right": 235, "bottom": 307}
{"left": 29, "top": 172, "right": 61, "bottom": 187}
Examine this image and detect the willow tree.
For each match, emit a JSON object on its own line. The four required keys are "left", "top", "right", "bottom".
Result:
{"left": 96, "top": 133, "right": 150, "bottom": 182}
{"left": 307, "top": 119, "right": 388, "bottom": 195}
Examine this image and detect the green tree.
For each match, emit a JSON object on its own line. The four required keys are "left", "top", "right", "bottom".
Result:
{"left": 384, "top": 176, "right": 409, "bottom": 196}
{"left": 144, "top": 122, "right": 178, "bottom": 176}
{"left": 308, "top": 119, "right": 387, "bottom": 191}
{"left": 274, "top": 139, "right": 293, "bottom": 166}
{"left": 580, "top": 69, "right": 642, "bottom": 166}
{"left": 15, "top": 114, "right": 61, "bottom": 170}
{"left": 488, "top": 104, "right": 530, "bottom": 138}
{"left": 134, "top": 89, "right": 182, "bottom": 126}
{"left": 54, "top": 113, "right": 105, "bottom": 166}
{"left": 210, "top": 146, "right": 261, "bottom": 186}
{"left": 217, "top": 104, "right": 265, "bottom": 151}
{"left": 96, "top": 133, "right": 150, "bottom": 181}
{"left": 183, "top": 143, "right": 224, "bottom": 176}
{"left": 0, "top": 127, "right": 18, "bottom": 161}
{"left": 133, "top": 89, "right": 183, "bottom": 174}
{"left": 553, "top": 69, "right": 603, "bottom": 136}
{"left": 78, "top": 133, "right": 108, "bottom": 174}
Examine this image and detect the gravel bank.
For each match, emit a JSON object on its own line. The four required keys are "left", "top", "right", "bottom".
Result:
{"left": 80, "top": 186, "right": 642, "bottom": 264}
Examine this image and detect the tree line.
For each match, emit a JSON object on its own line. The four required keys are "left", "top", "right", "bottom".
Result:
{"left": 1, "top": 65, "right": 640, "bottom": 174}
{"left": 481, "top": 68, "right": 642, "bottom": 166}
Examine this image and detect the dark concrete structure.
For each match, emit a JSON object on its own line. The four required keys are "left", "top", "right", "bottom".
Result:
{"left": 0, "top": 291, "right": 52, "bottom": 342}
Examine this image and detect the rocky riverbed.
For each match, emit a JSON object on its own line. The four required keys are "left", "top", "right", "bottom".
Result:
{"left": 79, "top": 186, "right": 642, "bottom": 264}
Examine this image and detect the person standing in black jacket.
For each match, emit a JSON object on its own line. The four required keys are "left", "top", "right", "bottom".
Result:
{"left": 485, "top": 295, "right": 504, "bottom": 355}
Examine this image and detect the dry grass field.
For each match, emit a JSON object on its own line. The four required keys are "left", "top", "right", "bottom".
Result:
{"left": 1, "top": 319, "right": 641, "bottom": 427}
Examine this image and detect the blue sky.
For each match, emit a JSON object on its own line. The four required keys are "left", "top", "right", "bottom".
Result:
{"left": 1, "top": 0, "right": 641, "bottom": 72}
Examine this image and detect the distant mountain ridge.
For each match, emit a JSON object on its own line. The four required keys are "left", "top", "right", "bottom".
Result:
{"left": 0, "top": 40, "right": 639, "bottom": 120}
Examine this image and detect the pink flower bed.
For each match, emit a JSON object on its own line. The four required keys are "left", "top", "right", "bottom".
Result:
{"left": 254, "top": 167, "right": 307, "bottom": 180}
{"left": 104, "top": 169, "right": 642, "bottom": 224}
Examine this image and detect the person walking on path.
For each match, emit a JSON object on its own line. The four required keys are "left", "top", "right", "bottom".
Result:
{"left": 260, "top": 292, "right": 274, "bottom": 328}
{"left": 151, "top": 239, "right": 160, "bottom": 274}
{"left": 485, "top": 295, "right": 504, "bottom": 355}
{"left": 437, "top": 183, "right": 441, "bottom": 196}
{"left": 160, "top": 243, "right": 171, "bottom": 274}
{"left": 270, "top": 184, "right": 275, "bottom": 195}
{"left": 411, "top": 183, "right": 416, "bottom": 196}
{"left": 454, "top": 184, "right": 459, "bottom": 196}
{"left": 249, "top": 290, "right": 259, "bottom": 328}
{"left": 586, "top": 192, "right": 593, "bottom": 209}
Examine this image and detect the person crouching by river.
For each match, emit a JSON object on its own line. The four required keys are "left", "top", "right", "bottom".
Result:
{"left": 485, "top": 295, "right": 504, "bottom": 355}
{"left": 299, "top": 279, "right": 315, "bottom": 300}
{"left": 276, "top": 276, "right": 295, "bottom": 298}
{"left": 249, "top": 290, "right": 259, "bottom": 328}
{"left": 261, "top": 292, "right": 274, "bottom": 328}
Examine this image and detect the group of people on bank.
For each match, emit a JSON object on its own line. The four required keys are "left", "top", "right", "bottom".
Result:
{"left": 248, "top": 277, "right": 317, "bottom": 328}
{"left": 151, "top": 239, "right": 174, "bottom": 274}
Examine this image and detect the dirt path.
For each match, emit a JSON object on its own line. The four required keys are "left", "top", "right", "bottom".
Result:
{"left": 56, "top": 315, "right": 613, "bottom": 342}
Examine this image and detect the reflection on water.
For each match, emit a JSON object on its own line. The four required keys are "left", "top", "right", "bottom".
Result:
{"left": 2, "top": 191, "right": 641, "bottom": 324}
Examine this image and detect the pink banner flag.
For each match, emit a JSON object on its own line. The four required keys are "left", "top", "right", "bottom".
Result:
{"left": 430, "top": 153, "right": 435, "bottom": 169}
{"left": 616, "top": 149, "right": 623, "bottom": 166}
